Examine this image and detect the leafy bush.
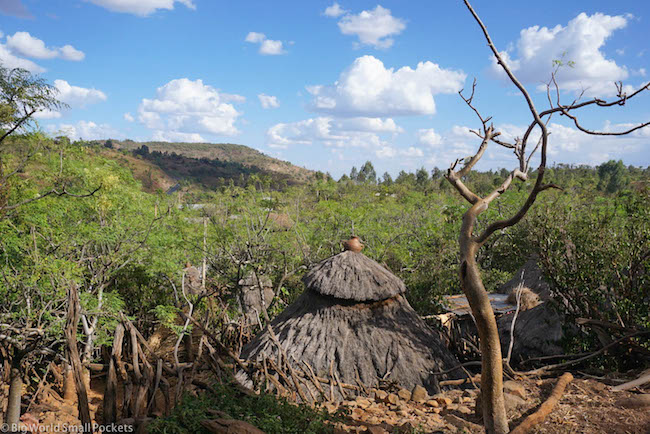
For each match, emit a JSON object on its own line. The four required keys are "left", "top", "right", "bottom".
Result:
{"left": 147, "top": 383, "right": 339, "bottom": 434}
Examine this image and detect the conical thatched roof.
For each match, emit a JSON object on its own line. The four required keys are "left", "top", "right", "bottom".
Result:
{"left": 241, "top": 291, "right": 460, "bottom": 397}
{"left": 302, "top": 250, "right": 406, "bottom": 302}
{"left": 239, "top": 248, "right": 462, "bottom": 399}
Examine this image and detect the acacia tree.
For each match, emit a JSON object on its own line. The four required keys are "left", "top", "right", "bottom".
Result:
{"left": 446, "top": 2, "right": 650, "bottom": 432}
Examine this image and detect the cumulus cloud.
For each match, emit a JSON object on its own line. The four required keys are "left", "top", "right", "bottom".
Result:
{"left": 152, "top": 130, "right": 204, "bottom": 142}
{"left": 245, "top": 32, "right": 286, "bottom": 55}
{"left": 49, "top": 120, "right": 124, "bottom": 140}
{"left": 323, "top": 3, "right": 346, "bottom": 18}
{"left": 54, "top": 79, "right": 106, "bottom": 106}
{"left": 137, "top": 78, "right": 243, "bottom": 140}
{"left": 336, "top": 117, "right": 403, "bottom": 133}
{"left": 307, "top": 55, "right": 466, "bottom": 117}
{"left": 416, "top": 128, "right": 443, "bottom": 147}
{"left": 85, "top": 0, "right": 195, "bottom": 16}
{"left": 492, "top": 13, "right": 632, "bottom": 96}
{"left": 375, "top": 145, "right": 423, "bottom": 159}
{"left": 123, "top": 112, "right": 135, "bottom": 122}
{"left": 6, "top": 31, "right": 85, "bottom": 61}
{"left": 334, "top": 5, "right": 405, "bottom": 49}
{"left": 258, "top": 94, "right": 279, "bottom": 109}
{"left": 0, "top": 44, "right": 44, "bottom": 72}
{"left": 425, "top": 122, "right": 650, "bottom": 169}
{"left": 33, "top": 80, "right": 107, "bottom": 119}
{"left": 266, "top": 116, "right": 402, "bottom": 150}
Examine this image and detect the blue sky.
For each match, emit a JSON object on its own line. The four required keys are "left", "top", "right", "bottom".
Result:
{"left": 1, "top": 0, "right": 649, "bottom": 177}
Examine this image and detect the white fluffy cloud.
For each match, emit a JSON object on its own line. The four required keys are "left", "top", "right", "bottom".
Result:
{"left": 123, "top": 112, "right": 135, "bottom": 122}
{"left": 0, "top": 32, "right": 84, "bottom": 72}
{"left": 416, "top": 128, "right": 443, "bottom": 147}
{"left": 336, "top": 117, "right": 403, "bottom": 134}
{"left": 33, "top": 80, "right": 107, "bottom": 119}
{"left": 6, "top": 32, "right": 85, "bottom": 61}
{"left": 308, "top": 55, "right": 466, "bottom": 117}
{"left": 85, "top": 0, "right": 195, "bottom": 16}
{"left": 152, "top": 130, "right": 204, "bottom": 143}
{"left": 333, "top": 5, "right": 405, "bottom": 49}
{"left": 266, "top": 116, "right": 402, "bottom": 150}
{"left": 492, "top": 13, "right": 632, "bottom": 96}
{"left": 258, "top": 94, "right": 279, "bottom": 109}
{"left": 424, "top": 122, "right": 650, "bottom": 169}
{"left": 245, "top": 32, "right": 286, "bottom": 55}
{"left": 54, "top": 79, "right": 106, "bottom": 106}
{"left": 49, "top": 121, "right": 124, "bottom": 140}
{"left": 137, "top": 78, "right": 243, "bottom": 140}
{"left": 375, "top": 146, "right": 423, "bottom": 159}
{"left": 0, "top": 44, "right": 44, "bottom": 72}
{"left": 323, "top": 3, "right": 346, "bottom": 18}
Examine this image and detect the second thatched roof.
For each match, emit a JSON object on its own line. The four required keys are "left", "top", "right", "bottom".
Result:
{"left": 302, "top": 250, "right": 406, "bottom": 302}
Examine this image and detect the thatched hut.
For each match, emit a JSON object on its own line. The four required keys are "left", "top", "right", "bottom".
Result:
{"left": 240, "top": 241, "right": 461, "bottom": 396}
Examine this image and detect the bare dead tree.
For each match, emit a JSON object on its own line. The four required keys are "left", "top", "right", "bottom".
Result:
{"left": 445, "top": 2, "right": 650, "bottom": 433}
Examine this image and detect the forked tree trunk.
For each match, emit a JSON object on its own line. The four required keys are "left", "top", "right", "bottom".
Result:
{"left": 459, "top": 205, "right": 509, "bottom": 434}
{"left": 5, "top": 355, "right": 23, "bottom": 428}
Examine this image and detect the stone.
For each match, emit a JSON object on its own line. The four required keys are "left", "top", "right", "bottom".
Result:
{"left": 201, "top": 419, "right": 264, "bottom": 434}
{"left": 351, "top": 408, "right": 365, "bottom": 420}
{"left": 386, "top": 393, "right": 400, "bottom": 405}
{"left": 617, "top": 394, "right": 650, "bottom": 409}
{"left": 475, "top": 391, "right": 527, "bottom": 418}
{"left": 397, "top": 388, "right": 412, "bottom": 401}
{"left": 374, "top": 389, "right": 388, "bottom": 401}
{"left": 457, "top": 405, "right": 473, "bottom": 415}
{"left": 435, "top": 396, "right": 453, "bottom": 406}
{"left": 425, "top": 399, "right": 439, "bottom": 408}
{"left": 504, "top": 380, "right": 527, "bottom": 400}
{"left": 355, "top": 396, "right": 372, "bottom": 409}
{"left": 367, "top": 427, "right": 388, "bottom": 434}
{"left": 410, "top": 385, "right": 428, "bottom": 403}
{"left": 504, "top": 392, "right": 527, "bottom": 410}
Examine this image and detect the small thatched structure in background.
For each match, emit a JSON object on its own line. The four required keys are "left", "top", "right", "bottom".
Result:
{"left": 241, "top": 244, "right": 460, "bottom": 396}
{"left": 498, "top": 256, "right": 551, "bottom": 301}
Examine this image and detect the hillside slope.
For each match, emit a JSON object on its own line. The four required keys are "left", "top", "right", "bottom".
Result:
{"left": 102, "top": 140, "right": 315, "bottom": 185}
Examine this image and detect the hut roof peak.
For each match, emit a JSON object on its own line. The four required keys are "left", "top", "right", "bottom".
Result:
{"left": 302, "top": 250, "right": 406, "bottom": 302}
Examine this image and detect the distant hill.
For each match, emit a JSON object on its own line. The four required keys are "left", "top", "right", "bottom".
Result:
{"left": 95, "top": 140, "right": 316, "bottom": 191}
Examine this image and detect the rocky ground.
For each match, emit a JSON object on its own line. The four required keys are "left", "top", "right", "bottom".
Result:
{"left": 6, "top": 373, "right": 650, "bottom": 433}
{"left": 322, "top": 376, "right": 650, "bottom": 433}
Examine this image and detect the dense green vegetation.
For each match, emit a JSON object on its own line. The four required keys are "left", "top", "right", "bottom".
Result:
{"left": 1, "top": 130, "right": 648, "bottom": 429}
{"left": 3, "top": 135, "right": 648, "bottom": 344}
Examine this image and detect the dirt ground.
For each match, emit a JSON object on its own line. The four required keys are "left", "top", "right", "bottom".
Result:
{"left": 326, "top": 376, "right": 650, "bottom": 433}
{"left": 7, "top": 326, "right": 649, "bottom": 433}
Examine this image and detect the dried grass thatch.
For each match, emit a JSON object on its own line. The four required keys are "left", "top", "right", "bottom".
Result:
{"left": 499, "top": 256, "right": 551, "bottom": 301}
{"left": 241, "top": 250, "right": 460, "bottom": 397}
{"left": 302, "top": 250, "right": 406, "bottom": 302}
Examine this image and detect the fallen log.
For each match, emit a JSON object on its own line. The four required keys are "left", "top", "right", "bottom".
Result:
{"left": 612, "top": 371, "right": 650, "bottom": 392}
{"left": 510, "top": 372, "right": 573, "bottom": 434}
